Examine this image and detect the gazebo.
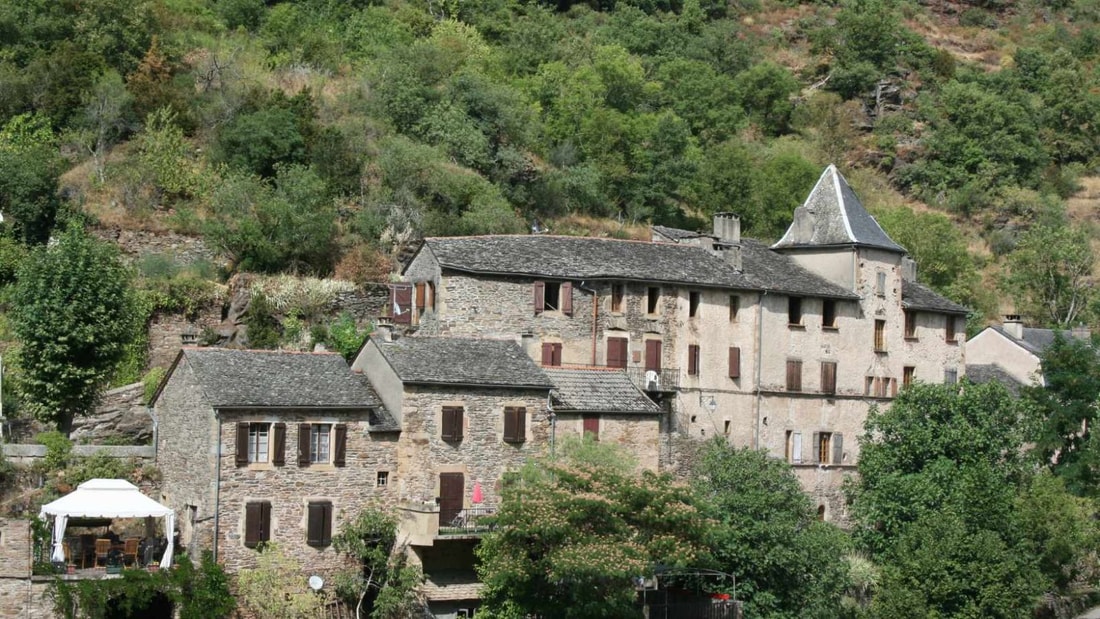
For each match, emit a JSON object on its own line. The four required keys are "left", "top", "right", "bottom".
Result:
{"left": 38, "top": 478, "right": 176, "bottom": 568}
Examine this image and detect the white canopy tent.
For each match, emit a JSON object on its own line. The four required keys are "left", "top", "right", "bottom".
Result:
{"left": 38, "top": 478, "right": 176, "bottom": 568}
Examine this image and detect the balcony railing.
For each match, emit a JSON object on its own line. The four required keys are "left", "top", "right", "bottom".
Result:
{"left": 626, "top": 367, "right": 680, "bottom": 392}
{"left": 437, "top": 506, "right": 497, "bottom": 537}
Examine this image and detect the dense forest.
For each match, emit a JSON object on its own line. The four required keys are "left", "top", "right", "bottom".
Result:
{"left": 0, "top": 0, "right": 1099, "bottom": 405}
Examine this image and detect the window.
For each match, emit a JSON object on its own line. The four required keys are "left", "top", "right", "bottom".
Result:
{"left": 534, "top": 281, "right": 573, "bottom": 316}
{"left": 297, "top": 423, "right": 347, "bottom": 466}
{"left": 248, "top": 423, "right": 269, "bottom": 463}
{"left": 786, "top": 360, "right": 803, "bottom": 392}
{"left": 904, "top": 311, "right": 917, "bottom": 339}
{"left": 946, "top": 316, "right": 957, "bottom": 343}
{"left": 873, "top": 377, "right": 889, "bottom": 398}
{"left": 376, "top": 471, "right": 389, "bottom": 487}
{"left": 903, "top": 366, "right": 915, "bottom": 387}
{"left": 786, "top": 430, "right": 803, "bottom": 464}
{"left": 645, "top": 340, "right": 662, "bottom": 372}
{"left": 874, "top": 320, "right": 886, "bottom": 352}
{"left": 788, "top": 297, "right": 803, "bottom": 325}
{"left": 876, "top": 271, "right": 886, "bottom": 296}
{"left": 236, "top": 422, "right": 286, "bottom": 466}
{"left": 724, "top": 420, "right": 730, "bottom": 435}
{"left": 607, "top": 337, "right": 628, "bottom": 368}
{"left": 541, "top": 342, "right": 562, "bottom": 367}
{"left": 647, "top": 287, "right": 660, "bottom": 314}
{"left": 813, "top": 432, "right": 843, "bottom": 465}
{"left": 244, "top": 501, "right": 271, "bottom": 548}
{"left": 504, "top": 407, "right": 526, "bottom": 443}
{"left": 729, "top": 295, "right": 740, "bottom": 321}
{"left": 414, "top": 282, "right": 434, "bottom": 318}
{"left": 687, "top": 344, "right": 700, "bottom": 376}
{"left": 310, "top": 424, "right": 331, "bottom": 464}
{"left": 583, "top": 415, "right": 599, "bottom": 440}
{"left": 441, "top": 407, "right": 464, "bottom": 442}
{"left": 945, "top": 368, "right": 958, "bottom": 385}
{"left": 728, "top": 347, "right": 741, "bottom": 379}
{"left": 306, "top": 501, "right": 332, "bottom": 547}
{"left": 820, "top": 361, "right": 837, "bottom": 395}
{"left": 689, "top": 291, "right": 700, "bottom": 318}
{"left": 822, "top": 300, "right": 837, "bottom": 329}
{"left": 611, "top": 283, "right": 624, "bottom": 313}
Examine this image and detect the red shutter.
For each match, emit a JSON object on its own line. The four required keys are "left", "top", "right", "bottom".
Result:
{"left": 645, "top": 340, "right": 662, "bottom": 372}
{"left": 583, "top": 415, "right": 599, "bottom": 440}
{"left": 236, "top": 422, "right": 249, "bottom": 467}
{"left": 394, "top": 284, "right": 413, "bottom": 324}
{"left": 272, "top": 423, "right": 286, "bottom": 466}
{"left": 541, "top": 343, "right": 554, "bottom": 367}
{"left": 298, "top": 423, "right": 311, "bottom": 466}
{"left": 607, "top": 337, "right": 628, "bottom": 368}
{"left": 729, "top": 347, "right": 741, "bottom": 378}
{"left": 333, "top": 424, "right": 347, "bottom": 467}
{"left": 561, "top": 282, "right": 573, "bottom": 316}
{"left": 533, "top": 281, "right": 545, "bottom": 315}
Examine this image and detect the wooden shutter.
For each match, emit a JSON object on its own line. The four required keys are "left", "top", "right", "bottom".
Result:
{"left": 533, "top": 281, "right": 545, "bottom": 315}
{"left": 811, "top": 432, "right": 821, "bottom": 463}
{"left": 832, "top": 434, "right": 844, "bottom": 465}
{"left": 236, "top": 422, "right": 250, "bottom": 467}
{"left": 607, "top": 337, "right": 627, "bottom": 368}
{"left": 504, "top": 407, "right": 526, "bottom": 443}
{"left": 786, "top": 360, "right": 802, "bottom": 391}
{"left": 583, "top": 415, "right": 599, "bottom": 440}
{"left": 298, "top": 423, "right": 311, "bottom": 466}
{"left": 891, "top": 378, "right": 898, "bottom": 397}
{"left": 541, "top": 343, "right": 554, "bottom": 366}
{"left": 272, "top": 423, "right": 286, "bottom": 466}
{"left": 503, "top": 407, "right": 516, "bottom": 442}
{"left": 791, "top": 432, "right": 803, "bottom": 464}
{"left": 245, "top": 501, "right": 270, "bottom": 548}
{"left": 439, "top": 473, "right": 465, "bottom": 526}
{"left": 333, "top": 424, "right": 347, "bottom": 467}
{"left": 645, "top": 340, "right": 662, "bottom": 372}
{"left": 821, "top": 362, "right": 837, "bottom": 395}
{"left": 561, "top": 282, "right": 573, "bottom": 316}
{"left": 515, "top": 407, "right": 526, "bottom": 442}
{"left": 688, "top": 344, "right": 699, "bottom": 376}
{"left": 442, "top": 407, "right": 463, "bottom": 442}
{"left": 729, "top": 347, "right": 741, "bottom": 378}
{"left": 307, "top": 502, "right": 332, "bottom": 547}
{"left": 415, "top": 282, "right": 426, "bottom": 313}
{"left": 390, "top": 284, "right": 413, "bottom": 325}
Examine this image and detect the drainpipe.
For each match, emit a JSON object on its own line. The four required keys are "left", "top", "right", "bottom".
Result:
{"left": 753, "top": 290, "right": 768, "bottom": 450}
{"left": 212, "top": 411, "right": 222, "bottom": 563}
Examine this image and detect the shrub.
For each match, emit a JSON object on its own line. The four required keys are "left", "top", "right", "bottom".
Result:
{"left": 243, "top": 293, "right": 281, "bottom": 350}
{"left": 35, "top": 431, "right": 73, "bottom": 472}
{"left": 142, "top": 367, "right": 167, "bottom": 404}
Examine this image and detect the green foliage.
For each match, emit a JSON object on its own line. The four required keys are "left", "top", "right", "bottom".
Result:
{"left": 732, "top": 62, "right": 798, "bottom": 136}
{"left": 66, "top": 452, "right": 136, "bottom": 486}
{"left": 476, "top": 437, "right": 712, "bottom": 618}
{"left": 214, "top": 105, "right": 307, "bottom": 178}
{"left": 692, "top": 441, "right": 850, "bottom": 619}
{"left": 1003, "top": 224, "right": 1093, "bottom": 328}
{"left": 35, "top": 431, "right": 73, "bottom": 471}
{"left": 331, "top": 507, "right": 424, "bottom": 618}
{"left": 0, "top": 113, "right": 62, "bottom": 245}
{"left": 323, "top": 313, "right": 371, "bottom": 362}
{"left": 243, "top": 293, "right": 281, "bottom": 350}
{"left": 12, "top": 225, "right": 140, "bottom": 433}
{"left": 136, "top": 108, "right": 198, "bottom": 200}
{"left": 873, "top": 206, "right": 978, "bottom": 302}
{"left": 236, "top": 543, "right": 326, "bottom": 619}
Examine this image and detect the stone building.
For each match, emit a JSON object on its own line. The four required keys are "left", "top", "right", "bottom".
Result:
{"left": 152, "top": 348, "right": 399, "bottom": 574}
{"left": 967, "top": 316, "right": 1091, "bottom": 391}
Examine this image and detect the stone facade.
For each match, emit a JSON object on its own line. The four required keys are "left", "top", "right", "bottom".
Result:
{"left": 553, "top": 413, "right": 661, "bottom": 471}
{"left": 0, "top": 520, "right": 53, "bottom": 619}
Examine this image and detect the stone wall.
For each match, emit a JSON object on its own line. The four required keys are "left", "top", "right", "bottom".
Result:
{"left": 0, "top": 520, "right": 30, "bottom": 579}
{"left": 91, "top": 226, "right": 216, "bottom": 267}
{"left": 553, "top": 413, "right": 661, "bottom": 472}
{"left": 70, "top": 383, "right": 151, "bottom": 445}
{"left": 0, "top": 520, "right": 53, "bottom": 619}
{"left": 1, "top": 444, "right": 154, "bottom": 467}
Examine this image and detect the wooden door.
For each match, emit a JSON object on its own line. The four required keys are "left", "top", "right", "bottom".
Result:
{"left": 439, "top": 472, "right": 465, "bottom": 527}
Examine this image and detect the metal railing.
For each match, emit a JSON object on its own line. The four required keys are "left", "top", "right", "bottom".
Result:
{"left": 626, "top": 367, "right": 680, "bottom": 392}
{"left": 437, "top": 506, "right": 496, "bottom": 536}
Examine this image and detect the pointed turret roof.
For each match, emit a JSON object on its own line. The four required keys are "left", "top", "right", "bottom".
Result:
{"left": 772, "top": 165, "right": 905, "bottom": 253}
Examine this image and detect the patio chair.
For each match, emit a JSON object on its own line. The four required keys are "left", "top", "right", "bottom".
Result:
{"left": 122, "top": 539, "right": 139, "bottom": 566}
{"left": 94, "top": 539, "right": 110, "bottom": 568}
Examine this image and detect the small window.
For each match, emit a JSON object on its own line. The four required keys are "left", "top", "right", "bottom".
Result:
{"left": 503, "top": 407, "right": 526, "bottom": 443}
{"left": 723, "top": 420, "right": 730, "bottom": 435}
{"left": 786, "top": 430, "right": 802, "bottom": 464}
{"left": 946, "top": 316, "right": 957, "bottom": 343}
{"left": 689, "top": 291, "right": 700, "bottom": 318}
{"left": 647, "top": 287, "right": 660, "bottom": 314}
{"left": 310, "top": 424, "right": 332, "bottom": 464}
{"left": 583, "top": 415, "right": 599, "bottom": 440}
{"left": 244, "top": 501, "right": 271, "bottom": 549}
{"left": 534, "top": 281, "right": 572, "bottom": 316}
{"left": 820, "top": 361, "right": 837, "bottom": 395}
{"left": 788, "top": 297, "right": 803, "bottom": 325}
{"left": 822, "top": 300, "right": 837, "bottom": 329}
{"left": 945, "top": 368, "right": 958, "bottom": 385}
{"left": 817, "top": 505, "right": 827, "bottom": 521}
{"left": 903, "top": 366, "right": 915, "bottom": 387}
{"left": 541, "top": 342, "right": 562, "bottom": 367}
{"left": 876, "top": 271, "right": 887, "bottom": 297}
{"left": 786, "top": 359, "right": 803, "bottom": 392}
{"left": 611, "top": 283, "right": 624, "bottom": 313}
{"left": 248, "top": 423, "right": 270, "bottom": 463}
{"left": 874, "top": 320, "right": 886, "bottom": 352}
{"left": 376, "top": 471, "right": 389, "bottom": 487}
{"left": 904, "top": 311, "right": 917, "bottom": 339}
{"left": 442, "top": 407, "right": 464, "bottom": 442}
{"left": 729, "top": 295, "right": 740, "bottom": 321}
{"left": 874, "top": 377, "right": 888, "bottom": 398}
{"left": 298, "top": 423, "right": 347, "bottom": 467}
{"left": 688, "top": 344, "right": 700, "bottom": 376}
{"left": 544, "top": 282, "right": 561, "bottom": 310}
{"left": 813, "top": 432, "right": 843, "bottom": 465}
{"left": 306, "top": 501, "right": 332, "bottom": 547}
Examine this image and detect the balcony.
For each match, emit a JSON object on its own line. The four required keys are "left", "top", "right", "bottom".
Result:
{"left": 438, "top": 506, "right": 497, "bottom": 537}
{"left": 627, "top": 367, "right": 680, "bottom": 392}
{"left": 397, "top": 502, "right": 496, "bottom": 546}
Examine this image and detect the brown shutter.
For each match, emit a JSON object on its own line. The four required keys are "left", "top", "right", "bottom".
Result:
{"left": 333, "top": 424, "right": 347, "bottom": 467}
{"left": 245, "top": 502, "right": 269, "bottom": 548}
{"left": 561, "top": 282, "right": 573, "bottom": 316}
{"left": 891, "top": 378, "right": 898, "bottom": 397}
{"left": 454, "top": 408, "right": 464, "bottom": 441}
{"left": 583, "top": 415, "right": 599, "bottom": 440}
{"left": 393, "top": 284, "right": 413, "bottom": 324}
{"left": 298, "top": 423, "right": 311, "bottom": 466}
{"left": 322, "top": 503, "right": 332, "bottom": 545}
{"left": 541, "top": 343, "right": 554, "bottom": 367}
{"left": 272, "top": 423, "right": 286, "bottom": 466}
{"left": 821, "top": 362, "right": 836, "bottom": 395}
{"left": 442, "top": 407, "right": 455, "bottom": 441}
{"left": 415, "top": 282, "right": 426, "bottom": 312}
{"left": 533, "top": 281, "right": 545, "bottom": 315}
{"left": 688, "top": 344, "right": 698, "bottom": 375}
{"left": 504, "top": 407, "right": 526, "bottom": 443}
{"left": 260, "top": 501, "right": 271, "bottom": 543}
{"left": 503, "top": 407, "right": 516, "bottom": 442}
{"left": 645, "top": 340, "right": 662, "bottom": 372}
{"left": 439, "top": 473, "right": 465, "bottom": 526}
{"left": 729, "top": 347, "right": 741, "bottom": 378}
{"left": 236, "top": 422, "right": 250, "bottom": 467}
{"left": 515, "top": 407, "right": 526, "bottom": 442}
{"left": 307, "top": 502, "right": 331, "bottom": 547}
{"left": 426, "top": 282, "right": 435, "bottom": 311}
{"left": 607, "top": 337, "right": 627, "bottom": 368}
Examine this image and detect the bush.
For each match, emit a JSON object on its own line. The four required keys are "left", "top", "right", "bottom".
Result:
{"left": 142, "top": 367, "right": 167, "bottom": 404}
{"left": 243, "top": 293, "right": 281, "bottom": 349}
{"left": 35, "top": 431, "right": 73, "bottom": 471}
{"left": 324, "top": 313, "right": 371, "bottom": 362}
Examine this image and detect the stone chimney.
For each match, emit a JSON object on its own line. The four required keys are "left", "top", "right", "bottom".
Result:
{"left": 519, "top": 330, "right": 538, "bottom": 362}
{"left": 901, "top": 257, "right": 917, "bottom": 282}
{"left": 1002, "top": 315, "right": 1024, "bottom": 340}
{"left": 712, "top": 212, "right": 742, "bottom": 271}
{"left": 375, "top": 318, "right": 395, "bottom": 342}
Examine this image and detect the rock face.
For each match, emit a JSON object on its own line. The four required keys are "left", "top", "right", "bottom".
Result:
{"left": 70, "top": 383, "right": 152, "bottom": 445}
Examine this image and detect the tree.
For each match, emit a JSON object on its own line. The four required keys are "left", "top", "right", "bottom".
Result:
{"left": 72, "top": 70, "right": 133, "bottom": 183}
{"left": 692, "top": 441, "right": 850, "bottom": 619}
{"left": 331, "top": 508, "right": 424, "bottom": 618}
{"left": 0, "top": 113, "right": 62, "bottom": 245}
{"left": 476, "top": 438, "right": 713, "bottom": 618}
{"left": 11, "top": 225, "right": 140, "bottom": 434}
{"left": 1004, "top": 224, "right": 1094, "bottom": 328}
{"left": 235, "top": 544, "right": 326, "bottom": 619}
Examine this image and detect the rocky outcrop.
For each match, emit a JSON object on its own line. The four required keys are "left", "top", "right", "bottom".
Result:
{"left": 69, "top": 383, "right": 152, "bottom": 445}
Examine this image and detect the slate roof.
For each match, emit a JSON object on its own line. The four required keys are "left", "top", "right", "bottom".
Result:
{"left": 545, "top": 368, "right": 662, "bottom": 414}
{"left": 901, "top": 281, "right": 969, "bottom": 315}
{"left": 773, "top": 165, "right": 906, "bottom": 253}
{"left": 652, "top": 225, "right": 707, "bottom": 241}
{"left": 374, "top": 336, "right": 553, "bottom": 389}
{"left": 416, "top": 235, "right": 858, "bottom": 300}
{"left": 988, "top": 325, "right": 1091, "bottom": 355}
{"left": 177, "top": 348, "right": 381, "bottom": 408}
{"left": 965, "top": 364, "right": 1026, "bottom": 396}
